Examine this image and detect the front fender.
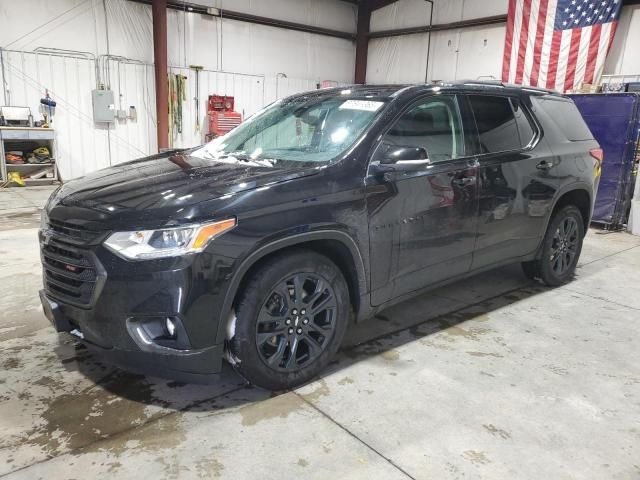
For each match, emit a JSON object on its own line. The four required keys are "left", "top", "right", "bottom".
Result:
{"left": 214, "top": 229, "right": 368, "bottom": 344}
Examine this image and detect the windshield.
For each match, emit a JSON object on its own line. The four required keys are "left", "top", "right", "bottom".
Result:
{"left": 193, "top": 94, "right": 388, "bottom": 166}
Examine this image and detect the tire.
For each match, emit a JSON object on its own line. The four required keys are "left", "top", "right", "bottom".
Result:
{"left": 523, "top": 205, "right": 585, "bottom": 286}
{"left": 229, "top": 249, "right": 350, "bottom": 390}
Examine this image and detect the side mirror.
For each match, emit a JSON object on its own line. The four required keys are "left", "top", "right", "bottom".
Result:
{"left": 371, "top": 145, "right": 431, "bottom": 176}
{"left": 380, "top": 146, "right": 429, "bottom": 165}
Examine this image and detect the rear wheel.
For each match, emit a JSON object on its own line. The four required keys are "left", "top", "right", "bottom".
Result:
{"left": 522, "top": 205, "right": 584, "bottom": 286}
{"left": 229, "top": 249, "right": 349, "bottom": 390}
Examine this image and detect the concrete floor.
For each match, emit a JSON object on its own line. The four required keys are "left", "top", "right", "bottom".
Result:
{"left": 1, "top": 186, "right": 640, "bottom": 479}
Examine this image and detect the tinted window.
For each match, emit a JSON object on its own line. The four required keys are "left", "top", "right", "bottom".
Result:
{"left": 383, "top": 95, "right": 464, "bottom": 162}
{"left": 469, "top": 95, "right": 520, "bottom": 153}
{"left": 511, "top": 99, "right": 536, "bottom": 148}
{"left": 531, "top": 97, "right": 593, "bottom": 141}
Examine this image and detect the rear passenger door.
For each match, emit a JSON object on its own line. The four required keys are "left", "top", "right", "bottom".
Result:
{"left": 466, "top": 94, "right": 558, "bottom": 270}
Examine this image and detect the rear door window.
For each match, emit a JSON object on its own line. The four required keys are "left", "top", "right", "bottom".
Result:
{"left": 468, "top": 95, "right": 521, "bottom": 153}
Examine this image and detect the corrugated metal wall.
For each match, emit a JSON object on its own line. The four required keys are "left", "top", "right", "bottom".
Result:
{"left": 0, "top": 0, "right": 355, "bottom": 181}
{"left": 0, "top": 49, "right": 273, "bottom": 180}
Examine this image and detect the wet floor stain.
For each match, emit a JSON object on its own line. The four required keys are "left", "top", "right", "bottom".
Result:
{"left": 462, "top": 449, "right": 492, "bottom": 465}
{"left": 543, "top": 364, "right": 569, "bottom": 376}
{"left": 443, "top": 326, "right": 493, "bottom": 341}
{"left": 482, "top": 424, "right": 511, "bottom": 439}
{"left": 238, "top": 393, "right": 304, "bottom": 427}
{"left": 338, "top": 377, "right": 354, "bottom": 385}
{"left": 381, "top": 349, "right": 400, "bottom": 361}
{"left": 82, "top": 411, "right": 187, "bottom": 457}
{"left": 1, "top": 357, "right": 21, "bottom": 369}
{"left": 466, "top": 351, "right": 504, "bottom": 358}
{"left": 195, "top": 457, "right": 224, "bottom": 477}
{"left": 24, "top": 374, "right": 157, "bottom": 456}
{"left": 299, "top": 379, "right": 330, "bottom": 403}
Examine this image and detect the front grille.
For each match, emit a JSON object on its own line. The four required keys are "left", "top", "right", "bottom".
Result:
{"left": 48, "top": 219, "right": 103, "bottom": 244}
{"left": 41, "top": 218, "right": 105, "bottom": 307}
{"left": 42, "top": 239, "right": 98, "bottom": 306}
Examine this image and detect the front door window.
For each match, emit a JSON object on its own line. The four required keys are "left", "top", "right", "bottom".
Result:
{"left": 382, "top": 95, "right": 465, "bottom": 162}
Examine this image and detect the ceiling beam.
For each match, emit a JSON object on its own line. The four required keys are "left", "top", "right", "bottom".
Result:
{"left": 128, "top": 0, "right": 356, "bottom": 40}
{"left": 368, "top": 0, "right": 399, "bottom": 10}
{"left": 369, "top": 14, "right": 507, "bottom": 38}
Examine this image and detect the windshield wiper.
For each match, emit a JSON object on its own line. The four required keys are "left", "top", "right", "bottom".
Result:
{"left": 219, "top": 151, "right": 252, "bottom": 161}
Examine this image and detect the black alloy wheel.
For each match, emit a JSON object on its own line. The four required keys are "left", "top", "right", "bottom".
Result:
{"left": 230, "top": 249, "right": 349, "bottom": 390}
{"left": 549, "top": 216, "right": 580, "bottom": 276}
{"left": 521, "top": 205, "right": 584, "bottom": 286}
{"left": 255, "top": 273, "right": 337, "bottom": 371}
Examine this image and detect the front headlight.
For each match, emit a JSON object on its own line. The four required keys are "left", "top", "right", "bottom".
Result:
{"left": 104, "top": 218, "right": 236, "bottom": 260}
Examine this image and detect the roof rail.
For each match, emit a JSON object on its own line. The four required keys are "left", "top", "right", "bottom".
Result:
{"left": 460, "top": 79, "right": 505, "bottom": 88}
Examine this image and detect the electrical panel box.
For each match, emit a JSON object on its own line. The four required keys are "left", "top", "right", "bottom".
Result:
{"left": 92, "top": 89, "right": 115, "bottom": 123}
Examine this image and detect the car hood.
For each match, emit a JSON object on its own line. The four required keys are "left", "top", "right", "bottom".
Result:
{"left": 53, "top": 148, "right": 321, "bottom": 214}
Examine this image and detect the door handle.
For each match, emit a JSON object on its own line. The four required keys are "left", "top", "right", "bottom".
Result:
{"left": 536, "top": 160, "right": 553, "bottom": 170}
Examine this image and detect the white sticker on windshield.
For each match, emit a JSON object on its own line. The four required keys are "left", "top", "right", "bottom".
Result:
{"left": 339, "top": 100, "right": 384, "bottom": 112}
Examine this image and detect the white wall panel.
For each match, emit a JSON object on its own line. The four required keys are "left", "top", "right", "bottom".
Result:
{"left": 0, "top": 0, "right": 354, "bottom": 180}
{"left": 0, "top": 50, "right": 110, "bottom": 180}
{"left": 215, "top": 0, "right": 357, "bottom": 33}
{"left": 605, "top": 5, "right": 640, "bottom": 76}
{"left": 369, "top": 0, "right": 506, "bottom": 83}
{"left": 166, "top": 66, "right": 265, "bottom": 148}
{"left": 427, "top": 31, "right": 460, "bottom": 82}
{"left": 454, "top": 25, "right": 506, "bottom": 81}
{"left": 366, "top": 36, "right": 430, "bottom": 83}
{"left": 103, "top": 59, "right": 158, "bottom": 166}
{"left": 371, "top": 0, "right": 432, "bottom": 31}
{"left": 369, "top": 0, "right": 638, "bottom": 84}
{"left": 461, "top": 0, "right": 507, "bottom": 21}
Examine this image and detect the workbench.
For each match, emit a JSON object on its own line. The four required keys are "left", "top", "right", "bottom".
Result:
{"left": 0, "top": 127, "right": 59, "bottom": 187}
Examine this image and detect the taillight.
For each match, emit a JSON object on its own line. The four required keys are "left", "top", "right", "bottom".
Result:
{"left": 590, "top": 148, "right": 604, "bottom": 177}
{"left": 589, "top": 148, "right": 604, "bottom": 164}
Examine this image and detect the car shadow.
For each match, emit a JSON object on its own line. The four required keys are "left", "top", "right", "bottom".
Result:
{"left": 63, "top": 264, "right": 546, "bottom": 412}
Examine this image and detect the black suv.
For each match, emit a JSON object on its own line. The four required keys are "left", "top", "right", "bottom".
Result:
{"left": 40, "top": 82, "right": 601, "bottom": 389}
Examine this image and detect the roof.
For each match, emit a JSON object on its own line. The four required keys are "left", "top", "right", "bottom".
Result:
{"left": 286, "top": 81, "right": 564, "bottom": 102}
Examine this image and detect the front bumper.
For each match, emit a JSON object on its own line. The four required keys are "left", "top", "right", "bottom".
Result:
{"left": 40, "top": 289, "right": 225, "bottom": 381}
{"left": 38, "top": 225, "right": 236, "bottom": 379}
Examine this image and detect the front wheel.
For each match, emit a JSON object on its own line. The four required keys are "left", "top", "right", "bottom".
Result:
{"left": 229, "top": 249, "right": 349, "bottom": 390}
{"left": 522, "top": 205, "right": 585, "bottom": 286}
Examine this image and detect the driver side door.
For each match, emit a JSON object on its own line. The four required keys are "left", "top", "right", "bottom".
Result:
{"left": 366, "top": 94, "right": 480, "bottom": 304}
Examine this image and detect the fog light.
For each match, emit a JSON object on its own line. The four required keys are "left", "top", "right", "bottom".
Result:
{"left": 127, "top": 316, "right": 190, "bottom": 351}
{"left": 166, "top": 317, "right": 176, "bottom": 338}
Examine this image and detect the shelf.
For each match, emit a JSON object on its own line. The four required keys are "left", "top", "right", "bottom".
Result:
{"left": 1, "top": 129, "right": 55, "bottom": 140}
{"left": 1, "top": 127, "right": 57, "bottom": 187}
{"left": 6, "top": 163, "right": 55, "bottom": 168}
{"left": 24, "top": 177, "right": 57, "bottom": 184}
{"left": 0, "top": 127, "right": 55, "bottom": 131}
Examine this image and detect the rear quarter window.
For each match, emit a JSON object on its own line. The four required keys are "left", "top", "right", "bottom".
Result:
{"left": 531, "top": 97, "right": 593, "bottom": 141}
{"left": 512, "top": 99, "right": 536, "bottom": 148}
{"left": 468, "top": 95, "right": 521, "bottom": 153}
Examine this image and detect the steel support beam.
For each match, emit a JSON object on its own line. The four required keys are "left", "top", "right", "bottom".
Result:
{"left": 354, "top": 0, "right": 400, "bottom": 84}
{"left": 130, "top": 0, "right": 355, "bottom": 40}
{"left": 354, "top": 2, "right": 371, "bottom": 84}
{"left": 369, "top": 14, "right": 508, "bottom": 38}
{"left": 152, "top": 0, "right": 168, "bottom": 150}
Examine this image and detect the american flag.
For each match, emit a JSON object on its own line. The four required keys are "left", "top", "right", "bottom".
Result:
{"left": 502, "top": 0, "right": 622, "bottom": 92}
